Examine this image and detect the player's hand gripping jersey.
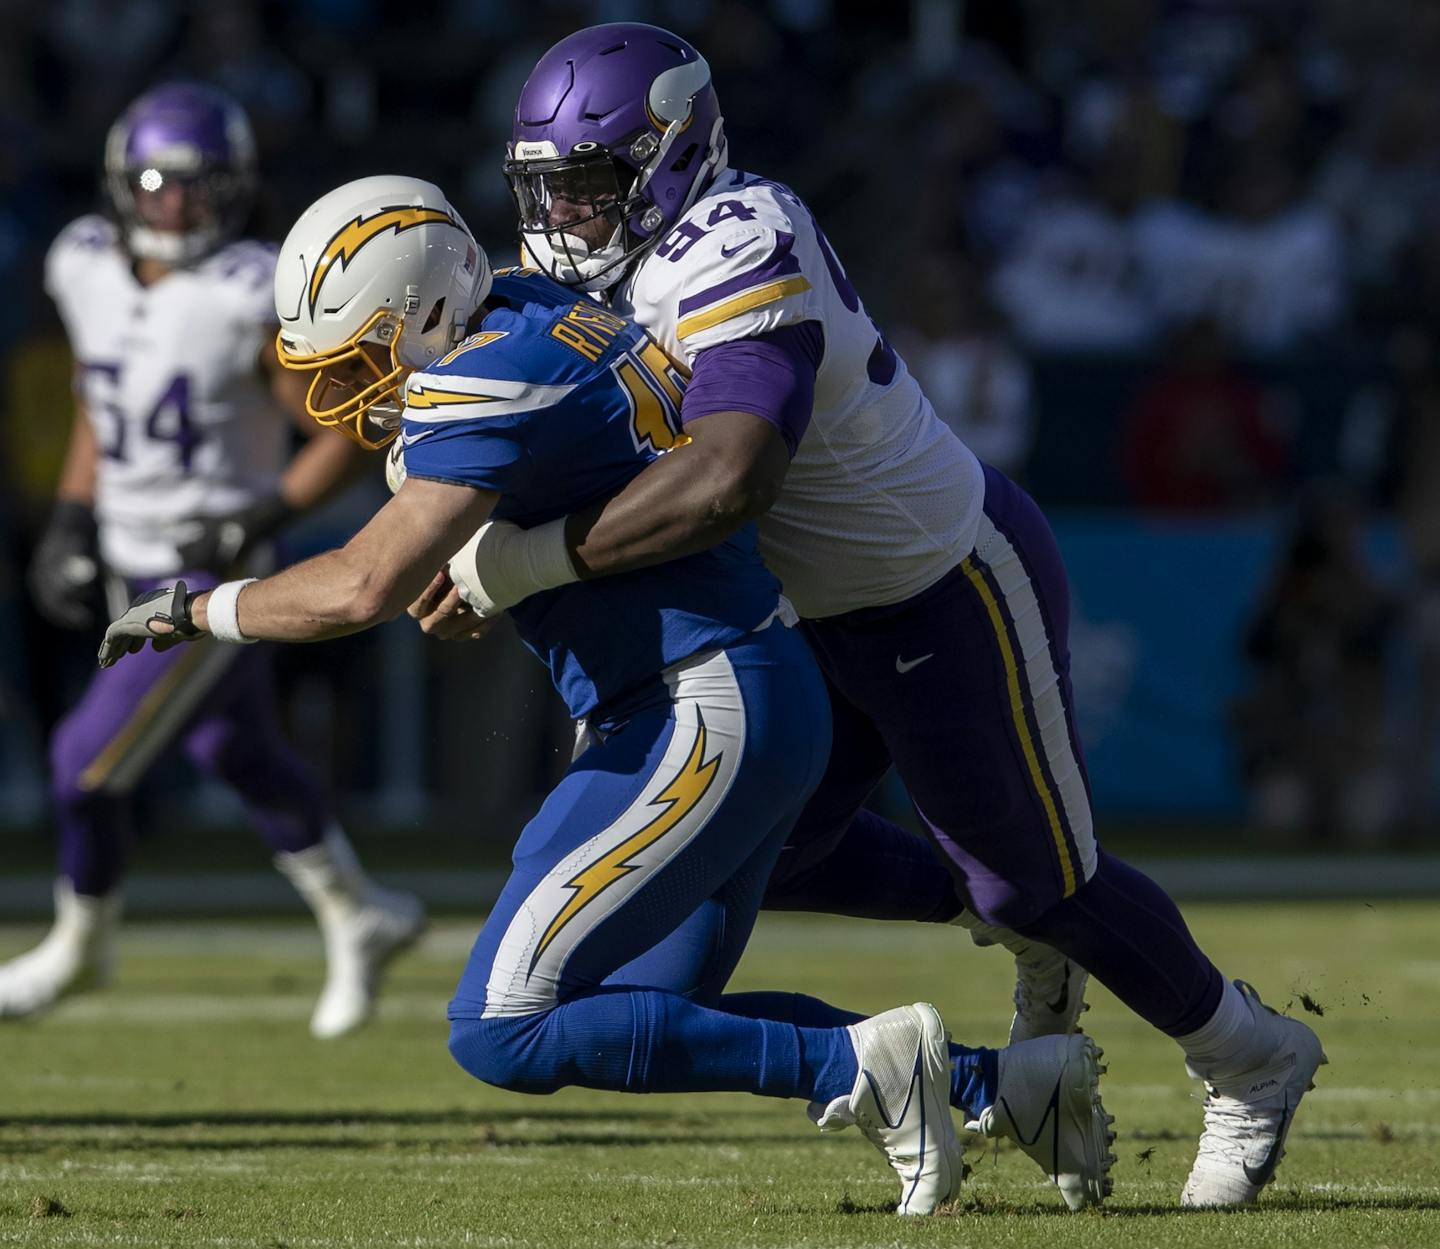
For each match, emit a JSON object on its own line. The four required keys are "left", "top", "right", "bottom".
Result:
{"left": 611, "top": 172, "right": 987, "bottom": 619}
{"left": 45, "top": 216, "right": 288, "bottom": 578}
{"left": 396, "top": 271, "right": 783, "bottom": 719}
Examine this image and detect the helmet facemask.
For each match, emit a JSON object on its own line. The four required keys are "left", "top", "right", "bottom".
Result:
{"left": 111, "top": 161, "right": 250, "bottom": 263}
{"left": 276, "top": 310, "right": 413, "bottom": 450}
{"left": 506, "top": 142, "right": 654, "bottom": 291}
{"left": 278, "top": 293, "right": 461, "bottom": 452}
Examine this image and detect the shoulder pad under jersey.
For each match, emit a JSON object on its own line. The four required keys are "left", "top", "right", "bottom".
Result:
{"left": 631, "top": 177, "right": 822, "bottom": 358}
{"left": 45, "top": 215, "right": 119, "bottom": 302}
{"left": 196, "top": 239, "right": 281, "bottom": 324}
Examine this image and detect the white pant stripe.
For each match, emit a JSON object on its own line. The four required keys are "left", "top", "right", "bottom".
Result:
{"left": 973, "top": 514, "right": 1097, "bottom": 886}
{"left": 482, "top": 648, "right": 747, "bottom": 1018}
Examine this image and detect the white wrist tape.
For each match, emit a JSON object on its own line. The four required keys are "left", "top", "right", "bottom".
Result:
{"left": 206, "top": 578, "right": 259, "bottom": 644}
{"left": 448, "top": 517, "right": 578, "bottom": 618}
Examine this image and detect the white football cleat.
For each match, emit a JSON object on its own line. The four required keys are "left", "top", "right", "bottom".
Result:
{"left": 809, "top": 1001, "right": 964, "bottom": 1215}
{"left": 1009, "top": 949, "right": 1090, "bottom": 1045}
{"left": 275, "top": 827, "right": 426, "bottom": 1039}
{"left": 965, "top": 1032, "right": 1115, "bottom": 1210}
{"left": 0, "top": 880, "right": 120, "bottom": 1018}
{"left": 1181, "top": 982, "right": 1327, "bottom": 1208}
{"left": 309, "top": 885, "right": 426, "bottom": 1039}
{"left": 949, "top": 912, "right": 1089, "bottom": 1043}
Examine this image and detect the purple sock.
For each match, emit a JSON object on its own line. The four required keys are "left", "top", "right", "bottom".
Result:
{"left": 1020, "top": 850, "right": 1224, "bottom": 1036}
{"left": 55, "top": 793, "right": 130, "bottom": 897}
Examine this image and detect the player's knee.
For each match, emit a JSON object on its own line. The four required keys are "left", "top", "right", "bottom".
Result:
{"left": 965, "top": 878, "right": 1068, "bottom": 931}
{"left": 184, "top": 722, "right": 247, "bottom": 782}
{"left": 448, "top": 1014, "right": 558, "bottom": 1094}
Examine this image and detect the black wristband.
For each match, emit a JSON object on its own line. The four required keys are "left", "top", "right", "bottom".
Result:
{"left": 170, "top": 580, "right": 205, "bottom": 638}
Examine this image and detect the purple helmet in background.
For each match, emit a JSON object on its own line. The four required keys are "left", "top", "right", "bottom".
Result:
{"left": 104, "top": 82, "right": 257, "bottom": 264}
{"left": 505, "top": 23, "right": 728, "bottom": 292}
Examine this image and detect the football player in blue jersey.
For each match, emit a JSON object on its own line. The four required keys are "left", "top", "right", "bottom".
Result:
{"left": 437, "top": 22, "right": 1324, "bottom": 1208}
{"left": 98, "top": 175, "right": 1115, "bottom": 1215}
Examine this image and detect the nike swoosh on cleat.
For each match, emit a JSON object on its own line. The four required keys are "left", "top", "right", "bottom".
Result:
{"left": 895, "top": 653, "right": 935, "bottom": 674}
{"left": 1241, "top": 1099, "right": 1291, "bottom": 1187}
{"left": 1000, "top": 1078, "right": 1064, "bottom": 1177}
{"left": 1046, "top": 966, "right": 1071, "bottom": 1016}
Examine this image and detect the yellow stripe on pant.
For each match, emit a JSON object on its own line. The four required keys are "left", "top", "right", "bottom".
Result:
{"left": 959, "top": 555, "right": 1078, "bottom": 898}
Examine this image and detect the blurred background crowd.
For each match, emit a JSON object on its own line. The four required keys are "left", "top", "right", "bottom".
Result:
{"left": 4, "top": 0, "right": 1440, "bottom": 871}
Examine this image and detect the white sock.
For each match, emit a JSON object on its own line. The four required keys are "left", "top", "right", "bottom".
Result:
{"left": 952, "top": 910, "right": 1025, "bottom": 954}
{"left": 273, "top": 826, "right": 372, "bottom": 928}
{"left": 52, "top": 878, "right": 122, "bottom": 953}
{"left": 1177, "top": 980, "right": 1262, "bottom": 1082}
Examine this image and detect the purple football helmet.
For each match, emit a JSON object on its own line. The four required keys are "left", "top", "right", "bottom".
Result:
{"left": 104, "top": 82, "right": 257, "bottom": 264}
{"left": 506, "top": 23, "right": 728, "bottom": 291}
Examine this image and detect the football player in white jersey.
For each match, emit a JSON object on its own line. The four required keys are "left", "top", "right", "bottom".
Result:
{"left": 2, "top": 82, "right": 424, "bottom": 1037}
{"left": 435, "top": 23, "right": 1327, "bottom": 1208}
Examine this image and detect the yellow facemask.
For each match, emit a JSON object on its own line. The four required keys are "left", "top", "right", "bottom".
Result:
{"left": 274, "top": 309, "right": 410, "bottom": 450}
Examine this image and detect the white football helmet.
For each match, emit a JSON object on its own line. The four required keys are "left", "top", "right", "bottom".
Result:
{"left": 274, "top": 175, "right": 492, "bottom": 449}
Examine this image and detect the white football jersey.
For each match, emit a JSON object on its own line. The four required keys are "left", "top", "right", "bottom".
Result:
{"left": 44, "top": 215, "right": 288, "bottom": 577}
{"left": 612, "top": 171, "right": 984, "bottom": 619}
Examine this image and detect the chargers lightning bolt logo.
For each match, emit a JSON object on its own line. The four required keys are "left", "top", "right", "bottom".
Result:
{"left": 404, "top": 385, "right": 498, "bottom": 410}
{"left": 531, "top": 719, "right": 720, "bottom": 971}
{"left": 307, "top": 205, "right": 460, "bottom": 316}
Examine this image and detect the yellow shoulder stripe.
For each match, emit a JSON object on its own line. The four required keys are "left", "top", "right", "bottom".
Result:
{"left": 676, "top": 276, "right": 811, "bottom": 340}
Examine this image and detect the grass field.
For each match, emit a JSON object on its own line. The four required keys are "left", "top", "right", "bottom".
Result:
{"left": 2, "top": 901, "right": 1438, "bottom": 1248}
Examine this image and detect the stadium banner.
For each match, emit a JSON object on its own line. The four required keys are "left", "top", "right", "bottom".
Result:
{"left": 1052, "top": 511, "right": 1404, "bottom": 815}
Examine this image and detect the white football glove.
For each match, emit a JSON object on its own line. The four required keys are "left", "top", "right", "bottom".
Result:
{"left": 447, "top": 517, "right": 578, "bottom": 619}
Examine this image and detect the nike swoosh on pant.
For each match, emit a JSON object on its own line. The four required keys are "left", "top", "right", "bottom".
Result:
{"left": 895, "top": 653, "right": 935, "bottom": 674}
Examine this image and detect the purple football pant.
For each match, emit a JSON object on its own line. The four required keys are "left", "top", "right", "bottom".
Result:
{"left": 767, "top": 465, "right": 1223, "bottom": 1037}
{"left": 50, "top": 572, "right": 330, "bottom": 897}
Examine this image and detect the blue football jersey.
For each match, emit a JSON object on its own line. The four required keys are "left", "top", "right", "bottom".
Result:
{"left": 399, "top": 270, "right": 782, "bottom": 719}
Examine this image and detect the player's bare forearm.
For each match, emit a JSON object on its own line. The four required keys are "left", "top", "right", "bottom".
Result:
{"left": 56, "top": 402, "right": 99, "bottom": 504}
{"left": 277, "top": 425, "right": 371, "bottom": 512}
{"left": 189, "top": 478, "right": 498, "bottom": 642}
{"left": 566, "top": 409, "right": 789, "bottom": 578}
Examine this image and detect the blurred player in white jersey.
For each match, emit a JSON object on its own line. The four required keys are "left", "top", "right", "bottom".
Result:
{"left": 438, "top": 24, "right": 1326, "bottom": 1207}
{"left": 2, "top": 82, "right": 424, "bottom": 1036}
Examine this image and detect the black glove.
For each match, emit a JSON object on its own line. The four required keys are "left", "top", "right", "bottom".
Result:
{"left": 28, "top": 500, "right": 102, "bottom": 630}
{"left": 178, "top": 494, "right": 295, "bottom": 573}
{"left": 97, "top": 580, "right": 204, "bottom": 669}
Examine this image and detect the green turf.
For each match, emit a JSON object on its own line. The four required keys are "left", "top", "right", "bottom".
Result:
{"left": 2, "top": 902, "right": 1438, "bottom": 1247}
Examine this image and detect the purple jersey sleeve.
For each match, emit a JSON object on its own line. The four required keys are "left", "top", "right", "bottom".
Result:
{"left": 679, "top": 320, "right": 824, "bottom": 457}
